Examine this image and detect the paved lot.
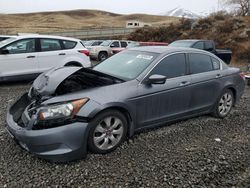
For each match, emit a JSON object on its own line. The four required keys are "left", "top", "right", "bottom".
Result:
{"left": 0, "top": 83, "right": 249, "bottom": 187}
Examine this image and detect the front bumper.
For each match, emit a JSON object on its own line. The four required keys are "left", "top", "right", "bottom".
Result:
{"left": 6, "top": 93, "right": 90, "bottom": 162}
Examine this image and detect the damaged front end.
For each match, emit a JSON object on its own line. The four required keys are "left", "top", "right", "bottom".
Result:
{"left": 11, "top": 66, "right": 124, "bottom": 130}
{"left": 6, "top": 66, "right": 123, "bottom": 161}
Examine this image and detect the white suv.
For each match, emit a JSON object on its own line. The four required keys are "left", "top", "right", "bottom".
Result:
{"left": 0, "top": 35, "right": 91, "bottom": 81}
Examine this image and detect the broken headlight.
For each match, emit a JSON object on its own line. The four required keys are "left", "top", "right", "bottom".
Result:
{"left": 38, "top": 98, "right": 88, "bottom": 121}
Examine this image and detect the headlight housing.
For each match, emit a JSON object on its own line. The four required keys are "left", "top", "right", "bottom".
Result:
{"left": 38, "top": 98, "right": 88, "bottom": 121}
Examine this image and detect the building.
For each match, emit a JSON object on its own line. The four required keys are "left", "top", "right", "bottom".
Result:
{"left": 126, "top": 20, "right": 152, "bottom": 28}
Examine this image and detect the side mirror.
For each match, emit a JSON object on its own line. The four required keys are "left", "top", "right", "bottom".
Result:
{"left": 0, "top": 49, "right": 9, "bottom": 54}
{"left": 146, "top": 74, "right": 167, "bottom": 85}
{"left": 110, "top": 44, "right": 115, "bottom": 48}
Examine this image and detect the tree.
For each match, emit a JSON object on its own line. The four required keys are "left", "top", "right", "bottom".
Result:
{"left": 223, "top": 0, "right": 250, "bottom": 16}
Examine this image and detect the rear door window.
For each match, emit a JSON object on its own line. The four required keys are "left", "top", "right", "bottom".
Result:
{"left": 204, "top": 41, "right": 214, "bottom": 51}
{"left": 62, "top": 40, "right": 77, "bottom": 49}
{"left": 189, "top": 53, "right": 213, "bottom": 74}
{"left": 121, "top": 41, "right": 128, "bottom": 48}
{"left": 150, "top": 53, "right": 186, "bottom": 79}
{"left": 40, "top": 39, "right": 62, "bottom": 52}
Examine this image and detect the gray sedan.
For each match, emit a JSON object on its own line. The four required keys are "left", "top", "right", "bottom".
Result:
{"left": 6, "top": 47, "right": 245, "bottom": 162}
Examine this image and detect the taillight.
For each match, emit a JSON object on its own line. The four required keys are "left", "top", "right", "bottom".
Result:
{"left": 78, "top": 50, "right": 89, "bottom": 56}
{"left": 239, "top": 72, "right": 246, "bottom": 80}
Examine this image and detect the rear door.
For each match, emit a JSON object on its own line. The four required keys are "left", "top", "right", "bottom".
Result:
{"left": 136, "top": 53, "right": 192, "bottom": 127}
{"left": 37, "top": 38, "right": 65, "bottom": 72}
{"left": 0, "top": 38, "right": 38, "bottom": 77}
{"left": 188, "top": 53, "right": 222, "bottom": 112}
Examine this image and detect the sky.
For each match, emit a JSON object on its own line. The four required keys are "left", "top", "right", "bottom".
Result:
{"left": 0, "top": 0, "right": 221, "bottom": 15}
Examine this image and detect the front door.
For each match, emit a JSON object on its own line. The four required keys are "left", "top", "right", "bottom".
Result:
{"left": 135, "top": 53, "right": 192, "bottom": 127}
{"left": 0, "top": 38, "right": 38, "bottom": 77}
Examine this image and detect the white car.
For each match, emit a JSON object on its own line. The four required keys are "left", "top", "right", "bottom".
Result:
{"left": 0, "top": 35, "right": 91, "bottom": 81}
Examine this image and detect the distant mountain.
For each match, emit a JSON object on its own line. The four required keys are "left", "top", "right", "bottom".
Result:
{"left": 162, "top": 7, "right": 202, "bottom": 19}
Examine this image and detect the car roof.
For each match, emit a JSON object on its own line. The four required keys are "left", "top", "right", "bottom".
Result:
{"left": 128, "top": 46, "right": 212, "bottom": 55}
{"left": 6, "top": 34, "right": 81, "bottom": 42}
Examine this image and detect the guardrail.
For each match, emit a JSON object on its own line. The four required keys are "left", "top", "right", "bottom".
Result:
{"left": 42, "top": 27, "right": 137, "bottom": 39}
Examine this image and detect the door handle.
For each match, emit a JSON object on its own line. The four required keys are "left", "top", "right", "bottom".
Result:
{"left": 26, "top": 56, "right": 36, "bottom": 58}
{"left": 59, "top": 53, "right": 66, "bottom": 56}
{"left": 216, "top": 74, "right": 222, "bottom": 78}
{"left": 179, "top": 81, "right": 190, "bottom": 87}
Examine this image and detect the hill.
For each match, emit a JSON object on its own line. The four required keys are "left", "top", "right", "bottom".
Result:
{"left": 0, "top": 9, "right": 179, "bottom": 34}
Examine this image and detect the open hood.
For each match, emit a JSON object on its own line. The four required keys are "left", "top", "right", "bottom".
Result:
{"left": 32, "top": 67, "right": 82, "bottom": 96}
{"left": 31, "top": 67, "right": 124, "bottom": 98}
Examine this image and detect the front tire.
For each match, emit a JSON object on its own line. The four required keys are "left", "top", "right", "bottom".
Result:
{"left": 88, "top": 110, "right": 127, "bottom": 154}
{"left": 212, "top": 89, "right": 234, "bottom": 118}
{"left": 98, "top": 52, "right": 108, "bottom": 62}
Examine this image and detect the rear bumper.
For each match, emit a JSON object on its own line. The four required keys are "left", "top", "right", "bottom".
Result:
{"left": 6, "top": 94, "right": 90, "bottom": 162}
{"left": 90, "top": 52, "right": 99, "bottom": 59}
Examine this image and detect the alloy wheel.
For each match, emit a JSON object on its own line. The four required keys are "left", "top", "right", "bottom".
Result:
{"left": 93, "top": 116, "right": 124, "bottom": 151}
{"left": 218, "top": 92, "right": 233, "bottom": 117}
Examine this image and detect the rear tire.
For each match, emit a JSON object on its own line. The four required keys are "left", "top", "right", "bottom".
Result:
{"left": 212, "top": 89, "right": 234, "bottom": 118}
{"left": 88, "top": 110, "right": 127, "bottom": 154}
{"left": 98, "top": 52, "right": 108, "bottom": 62}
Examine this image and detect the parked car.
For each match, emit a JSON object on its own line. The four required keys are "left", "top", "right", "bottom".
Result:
{"left": 6, "top": 47, "right": 245, "bottom": 162}
{"left": 113, "top": 41, "right": 169, "bottom": 54}
{"left": 0, "top": 35, "right": 15, "bottom": 42}
{"left": 0, "top": 35, "right": 91, "bottom": 81}
{"left": 83, "top": 40, "right": 104, "bottom": 49}
{"left": 169, "top": 40, "right": 232, "bottom": 64}
{"left": 89, "top": 40, "right": 131, "bottom": 61}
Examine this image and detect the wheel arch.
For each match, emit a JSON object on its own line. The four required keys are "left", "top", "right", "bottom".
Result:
{"left": 224, "top": 85, "right": 237, "bottom": 106}
{"left": 99, "top": 51, "right": 108, "bottom": 55}
{"left": 64, "top": 61, "right": 83, "bottom": 67}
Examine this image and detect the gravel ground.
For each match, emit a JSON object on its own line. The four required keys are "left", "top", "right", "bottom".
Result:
{"left": 0, "top": 82, "right": 249, "bottom": 187}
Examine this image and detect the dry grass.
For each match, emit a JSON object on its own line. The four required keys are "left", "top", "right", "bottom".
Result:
{"left": 0, "top": 9, "right": 179, "bottom": 34}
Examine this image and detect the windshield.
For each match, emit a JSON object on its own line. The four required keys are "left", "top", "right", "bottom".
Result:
{"left": 84, "top": 40, "right": 94, "bottom": 46}
{"left": 0, "top": 37, "right": 16, "bottom": 47}
{"left": 100, "top": 40, "right": 112, "bottom": 47}
{"left": 93, "top": 50, "right": 158, "bottom": 80}
{"left": 169, "top": 41, "right": 194, "bottom": 48}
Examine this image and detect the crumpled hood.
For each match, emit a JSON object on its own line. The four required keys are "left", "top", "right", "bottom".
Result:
{"left": 32, "top": 67, "right": 82, "bottom": 96}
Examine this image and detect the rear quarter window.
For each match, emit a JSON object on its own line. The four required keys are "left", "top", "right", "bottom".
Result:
{"left": 62, "top": 40, "right": 77, "bottom": 49}
{"left": 211, "top": 57, "right": 221, "bottom": 70}
{"left": 41, "top": 39, "right": 62, "bottom": 51}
